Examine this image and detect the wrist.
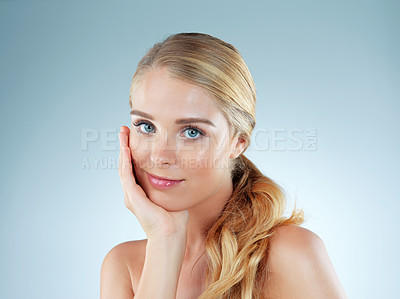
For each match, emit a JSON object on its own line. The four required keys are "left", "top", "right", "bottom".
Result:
{"left": 146, "top": 236, "right": 187, "bottom": 268}
{"left": 148, "top": 228, "right": 187, "bottom": 242}
{"left": 147, "top": 233, "right": 187, "bottom": 249}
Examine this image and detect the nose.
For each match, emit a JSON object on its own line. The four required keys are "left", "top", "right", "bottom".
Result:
{"left": 150, "top": 131, "right": 177, "bottom": 167}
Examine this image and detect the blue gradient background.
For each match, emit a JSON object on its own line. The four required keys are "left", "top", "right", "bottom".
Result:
{"left": 1, "top": 0, "right": 399, "bottom": 298}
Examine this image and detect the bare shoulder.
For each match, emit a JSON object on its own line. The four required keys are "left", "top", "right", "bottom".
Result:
{"left": 106, "top": 239, "right": 147, "bottom": 261}
{"left": 100, "top": 239, "right": 147, "bottom": 299}
{"left": 268, "top": 225, "right": 323, "bottom": 257}
{"left": 264, "top": 225, "right": 347, "bottom": 299}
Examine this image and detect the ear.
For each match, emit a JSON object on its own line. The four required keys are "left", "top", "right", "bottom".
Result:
{"left": 229, "top": 134, "right": 247, "bottom": 159}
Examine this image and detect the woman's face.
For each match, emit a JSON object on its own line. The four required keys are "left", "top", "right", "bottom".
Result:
{"left": 129, "top": 66, "right": 245, "bottom": 211}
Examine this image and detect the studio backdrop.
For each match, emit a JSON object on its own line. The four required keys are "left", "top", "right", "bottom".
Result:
{"left": 0, "top": 0, "right": 399, "bottom": 298}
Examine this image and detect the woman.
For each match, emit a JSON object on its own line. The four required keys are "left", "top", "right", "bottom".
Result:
{"left": 100, "top": 32, "right": 347, "bottom": 298}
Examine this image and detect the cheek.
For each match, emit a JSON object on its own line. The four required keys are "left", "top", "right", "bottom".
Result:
{"left": 129, "top": 130, "right": 142, "bottom": 150}
{"left": 177, "top": 135, "right": 230, "bottom": 169}
{"left": 178, "top": 145, "right": 230, "bottom": 174}
{"left": 129, "top": 132, "right": 151, "bottom": 156}
{"left": 180, "top": 149, "right": 229, "bottom": 196}
{"left": 129, "top": 135, "right": 150, "bottom": 168}
{"left": 131, "top": 149, "right": 149, "bottom": 171}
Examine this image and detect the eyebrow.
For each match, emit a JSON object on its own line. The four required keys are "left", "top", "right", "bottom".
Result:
{"left": 130, "top": 109, "right": 216, "bottom": 127}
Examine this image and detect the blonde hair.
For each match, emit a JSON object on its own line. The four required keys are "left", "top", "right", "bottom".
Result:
{"left": 129, "top": 32, "right": 304, "bottom": 298}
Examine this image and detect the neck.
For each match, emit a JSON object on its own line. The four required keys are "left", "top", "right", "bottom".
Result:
{"left": 183, "top": 173, "right": 233, "bottom": 264}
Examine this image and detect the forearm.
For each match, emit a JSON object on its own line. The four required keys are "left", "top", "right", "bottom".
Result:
{"left": 135, "top": 236, "right": 187, "bottom": 299}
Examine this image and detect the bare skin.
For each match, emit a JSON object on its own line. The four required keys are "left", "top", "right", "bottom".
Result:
{"left": 100, "top": 66, "right": 348, "bottom": 298}
{"left": 102, "top": 226, "right": 348, "bottom": 299}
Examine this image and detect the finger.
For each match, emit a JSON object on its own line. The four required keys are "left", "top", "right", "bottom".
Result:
{"left": 119, "top": 128, "right": 132, "bottom": 177}
{"left": 120, "top": 125, "right": 130, "bottom": 134}
{"left": 120, "top": 146, "right": 150, "bottom": 214}
{"left": 117, "top": 138, "right": 132, "bottom": 210}
{"left": 118, "top": 132, "right": 123, "bottom": 177}
{"left": 124, "top": 130, "right": 136, "bottom": 181}
{"left": 118, "top": 128, "right": 129, "bottom": 171}
{"left": 119, "top": 132, "right": 127, "bottom": 148}
{"left": 120, "top": 126, "right": 130, "bottom": 147}
{"left": 119, "top": 129, "right": 155, "bottom": 215}
{"left": 121, "top": 146, "right": 132, "bottom": 170}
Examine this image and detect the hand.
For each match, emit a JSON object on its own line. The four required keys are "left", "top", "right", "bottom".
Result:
{"left": 118, "top": 126, "right": 189, "bottom": 241}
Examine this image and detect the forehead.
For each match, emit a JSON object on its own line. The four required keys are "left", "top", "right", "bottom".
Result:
{"left": 131, "top": 67, "right": 223, "bottom": 121}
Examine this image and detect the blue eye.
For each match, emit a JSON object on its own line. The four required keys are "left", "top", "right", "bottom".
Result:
{"left": 133, "top": 121, "right": 155, "bottom": 134}
{"left": 186, "top": 129, "right": 198, "bottom": 138}
{"left": 142, "top": 123, "right": 154, "bottom": 133}
{"left": 183, "top": 126, "right": 203, "bottom": 139}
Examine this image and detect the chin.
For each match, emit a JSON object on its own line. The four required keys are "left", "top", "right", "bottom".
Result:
{"left": 147, "top": 192, "right": 186, "bottom": 212}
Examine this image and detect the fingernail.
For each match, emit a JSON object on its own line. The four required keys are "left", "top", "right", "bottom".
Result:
{"left": 120, "top": 127, "right": 124, "bottom": 132}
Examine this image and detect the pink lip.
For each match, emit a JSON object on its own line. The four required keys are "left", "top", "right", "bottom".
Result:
{"left": 146, "top": 172, "right": 184, "bottom": 190}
